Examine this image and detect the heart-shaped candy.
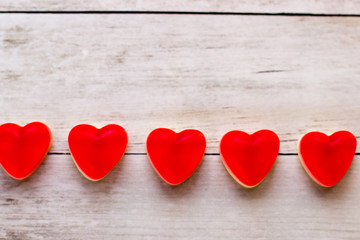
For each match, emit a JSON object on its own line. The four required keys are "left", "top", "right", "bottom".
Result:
{"left": 0, "top": 122, "right": 52, "bottom": 180}
{"left": 298, "top": 131, "right": 356, "bottom": 187}
{"left": 68, "top": 124, "right": 128, "bottom": 181}
{"left": 146, "top": 128, "right": 206, "bottom": 185}
{"left": 220, "top": 130, "right": 280, "bottom": 188}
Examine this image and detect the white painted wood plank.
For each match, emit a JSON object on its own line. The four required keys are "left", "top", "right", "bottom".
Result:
{"left": 0, "top": 155, "right": 359, "bottom": 239}
{"left": 1, "top": 14, "right": 360, "bottom": 239}
{"left": 1, "top": 0, "right": 360, "bottom": 14}
{"left": 1, "top": 14, "right": 360, "bottom": 154}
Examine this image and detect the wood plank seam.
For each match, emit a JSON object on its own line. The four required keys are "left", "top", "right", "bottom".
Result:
{"left": 46, "top": 152, "right": 360, "bottom": 156}
{"left": 1, "top": 10, "right": 360, "bottom": 17}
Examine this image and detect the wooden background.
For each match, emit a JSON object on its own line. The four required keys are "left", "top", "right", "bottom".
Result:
{"left": 1, "top": 1, "right": 360, "bottom": 239}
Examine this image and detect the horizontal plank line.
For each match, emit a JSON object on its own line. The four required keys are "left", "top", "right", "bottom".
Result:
{"left": 48, "top": 152, "right": 71, "bottom": 155}
{"left": 0, "top": 11, "right": 359, "bottom": 17}
{"left": 48, "top": 152, "right": 147, "bottom": 156}
{"left": 47, "top": 152, "right": 360, "bottom": 156}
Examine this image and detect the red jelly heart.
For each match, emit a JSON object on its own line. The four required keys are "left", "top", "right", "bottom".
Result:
{"left": 68, "top": 124, "right": 128, "bottom": 181}
{"left": 298, "top": 131, "right": 356, "bottom": 187}
{"left": 0, "top": 122, "right": 52, "bottom": 180}
{"left": 220, "top": 130, "right": 280, "bottom": 188}
{"left": 146, "top": 128, "right": 206, "bottom": 185}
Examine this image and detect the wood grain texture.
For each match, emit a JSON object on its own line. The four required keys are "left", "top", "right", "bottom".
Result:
{"left": 1, "top": 13, "right": 360, "bottom": 239}
{"left": 0, "top": 154, "right": 360, "bottom": 239}
{"left": 1, "top": 0, "right": 360, "bottom": 14}
{"left": 1, "top": 14, "right": 360, "bottom": 154}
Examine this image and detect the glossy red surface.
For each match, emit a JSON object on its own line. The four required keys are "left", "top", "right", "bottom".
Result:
{"left": 0, "top": 122, "right": 52, "bottom": 180}
{"left": 220, "top": 130, "right": 280, "bottom": 188}
{"left": 298, "top": 131, "right": 357, "bottom": 187}
{"left": 146, "top": 128, "right": 206, "bottom": 185}
{"left": 68, "top": 124, "right": 128, "bottom": 181}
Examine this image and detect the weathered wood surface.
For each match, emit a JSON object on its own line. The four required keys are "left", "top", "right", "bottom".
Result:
{"left": 1, "top": 13, "right": 360, "bottom": 239}
{"left": 1, "top": 15, "right": 360, "bottom": 154}
{"left": 1, "top": 0, "right": 360, "bottom": 14}
{"left": 0, "top": 155, "right": 360, "bottom": 239}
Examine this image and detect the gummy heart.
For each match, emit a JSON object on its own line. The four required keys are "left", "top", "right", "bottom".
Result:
{"left": 0, "top": 122, "right": 52, "bottom": 180}
{"left": 68, "top": 124, "right": 128, "bottom": 181}
{"left": 298, "top": 131, "right": 356, "bottom": 187}
{"left": 146, "top": 128, "right": 206, "bottom": 185}
{"left": 220, "top": 130, "right": 280, "bottom": 188}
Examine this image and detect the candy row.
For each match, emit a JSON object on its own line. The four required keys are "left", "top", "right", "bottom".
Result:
{"left": 0, "top": 122, "right": 356, "bottom": 188}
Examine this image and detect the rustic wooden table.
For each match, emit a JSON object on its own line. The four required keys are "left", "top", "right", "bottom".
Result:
{"left": 1, "top": 1, "right": 360, "bottom": 239}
